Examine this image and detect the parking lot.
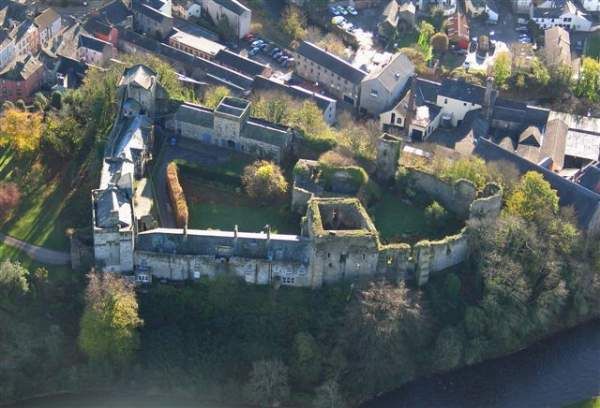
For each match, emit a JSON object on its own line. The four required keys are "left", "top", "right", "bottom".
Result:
{"left": 240, "top": 37, "right": 294, "bottom": 81}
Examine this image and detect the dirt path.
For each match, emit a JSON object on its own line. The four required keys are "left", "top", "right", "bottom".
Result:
{"left": 0, "top": 232, "right": 71, "bottom": 265}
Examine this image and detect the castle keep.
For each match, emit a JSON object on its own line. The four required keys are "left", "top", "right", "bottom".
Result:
{"left": 93, "top": 65, "right": 502, "bottom": 288}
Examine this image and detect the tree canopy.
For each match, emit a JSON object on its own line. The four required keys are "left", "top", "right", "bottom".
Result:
{"left": 0, "top": 108, "right": 43, "bottom": 153}
{"left": 505, "top": 171, "right": 559, "bottom": 223}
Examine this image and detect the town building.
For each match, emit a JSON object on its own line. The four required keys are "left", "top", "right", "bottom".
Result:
{"left": 168, "top": 29, "right": 225, "bottom": 60}
{"left": 544, "top": 26, "right": 571, "bottom": 67}
{"left": 530, "top": 1, "right": 593, "bottom": 31}
{"left": 446, "top": 12, "right": 469, "bottom": 49}
{"left": 132, "top": 0, "right": 173, "bottom": 40}
{"left": 13, "top": 20, "right": 39, "bottom": 58}
{"left": 0, "top": 30, "right": 14, "bottom": 70}
{"left": 78, "top": 34, "right": 114, "bottom": 65}
{"left": 359, "top": 52, "right": 414, "bottom": 116}
{"left": 200, "top": 0, "right": 251, "bottom": 40}
{"left": 34, "top": 8, "right": 61, "bottom": 47}
{"left": 167, "top": 96, "right": 294, "bottom": 162}
{"left": 0, "top": 55, "right": 43, "bottom": 101}
{"left": 84, "top": 17, "right": 120, "bottom": 46}
{"left": 294, "top": 40, "right": 367, "bottom": 108}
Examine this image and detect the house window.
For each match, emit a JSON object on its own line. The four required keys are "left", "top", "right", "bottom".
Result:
{"left": 282, "top": 276, "right": 295, "bottom": 285}
{"left": 370, "top": 89, "right": 378, "bottom": 97}
{"left": 444, "top": 98, "right": 448, "bottom": 104}
{"left": 463, "top": 102, "right": 467, "bottom": 106}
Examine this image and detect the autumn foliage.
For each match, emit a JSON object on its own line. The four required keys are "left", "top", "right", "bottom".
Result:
{"left": 166, "top": 162, "right": 189, "bottom": 228}
{"left": 242, "top": 161, "right": 288, "bottom": 204}
{"left": 0, "top": 182, "right": 21, "bottom": 217}
{"left": 0, "top": 108, "right": 43, "bottom": 153}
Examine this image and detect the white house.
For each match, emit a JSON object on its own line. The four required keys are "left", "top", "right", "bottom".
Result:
{"left": 531, "top": 1, "right": 593, "bottom": 32}
{"left": 0, "top": 32, "right": 15, "bottom": 70}
{"left": 201, "top": 0, "right": 251, "bottom": 40}
{"left": 78, "top": 34, "right": 114, "bottom": 65}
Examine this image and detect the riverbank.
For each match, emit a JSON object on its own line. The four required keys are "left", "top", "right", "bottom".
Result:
{"left": 364, "top": 319, "right": 600, "bottom": 408}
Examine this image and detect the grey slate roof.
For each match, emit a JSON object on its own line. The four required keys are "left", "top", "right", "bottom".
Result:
{"left": 576, "top": 162, "right": 600, "bottom": 194}
{"left": 243, "top": 119, "right": 291, "bottom": 148}
{"left": 439, "top": 78, "right": 486, "bottom": 105}
{"left": 297, "top": 41, "right": 367, "bottom": 84}
{"left": 78, "top": 34, "right": 111, "bottom": 52}
{"left": 366, "top": 52, "right": 414, "bottom": 92}
{"left": 96, "top": 0, "right": 132, "bottom": 26}
{"left": 214, "top": 49, "right": 266, "bottom": 77}
{"left": 174, "top": 102, "right": 214, "bottom": 127}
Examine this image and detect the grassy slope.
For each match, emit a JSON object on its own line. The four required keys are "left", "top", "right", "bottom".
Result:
{"left": 0, "top": 148, "right": 93, "bottom": 251}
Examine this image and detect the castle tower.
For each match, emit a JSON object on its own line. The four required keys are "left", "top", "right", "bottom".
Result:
{"left": 376, "top": 133, "right": 403, "bottom": 182}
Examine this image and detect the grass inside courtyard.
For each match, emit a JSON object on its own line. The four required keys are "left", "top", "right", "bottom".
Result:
{"left": 0, "top": 148, "right": 94, "bottom": 251}
{"left": 185, "top": 182, "right": 299, "bottom": 234}
{"left": 177, "top": 156, "right": 300, "bottom": 234}
{"left": 368, "top": 191, "right": 464, "bottom": 244}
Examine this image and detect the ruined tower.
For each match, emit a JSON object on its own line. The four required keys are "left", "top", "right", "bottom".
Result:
{"left": 376, "top": 133, "right": 403, "bottom": 182}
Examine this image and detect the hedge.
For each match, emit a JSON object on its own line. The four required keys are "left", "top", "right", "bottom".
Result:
{"left": 166, "top": 162, "right": 189, "bottom": 228}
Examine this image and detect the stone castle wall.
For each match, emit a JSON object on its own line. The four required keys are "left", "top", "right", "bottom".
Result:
{"left": 407, "top": 168, "right": 477, "bottom": 218}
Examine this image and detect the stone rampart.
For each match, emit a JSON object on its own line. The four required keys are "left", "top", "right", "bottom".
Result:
{"left": 413, "top": 228, "right": 469, "bottom": 286}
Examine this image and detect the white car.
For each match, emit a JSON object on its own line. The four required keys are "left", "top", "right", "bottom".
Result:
{"left": 337, "top": 5, "right": 348, "bottom": 15}
{"left": 347, "top": 5, "right": 358, "bottom": 15}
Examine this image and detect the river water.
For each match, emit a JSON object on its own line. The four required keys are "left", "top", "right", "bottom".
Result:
{"left": 365, "top": 320, "right": 600, "bottom": 408}
{"left": 11, "top": 321, "right": 600, "bottom": 408}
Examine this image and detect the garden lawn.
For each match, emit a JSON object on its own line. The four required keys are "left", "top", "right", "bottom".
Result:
{"left": 182, "top": 178, "right": 299, "bottom": 234}
{"left": 0, "top": 148, "right": 93, "bottom": 251}
{"left": 369, "top": 191, "right": 463, "bottom": 244}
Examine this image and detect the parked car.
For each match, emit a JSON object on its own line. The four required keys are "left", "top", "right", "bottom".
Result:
{"left": 516, "top": 26, "right": 528, "bottom": 33}
{"left": 329, "top": 5, "right": 340, "bottom": 15}
{"left": 273, "top": 51, "right": 283, "bottom": 59}
{"left": 251, "top": 39, "right": 264, "bottom": 47}
{"left": 332, "top": 16, "right": 345, "bottom": 25}
{"left": 278, "top": 56, "right": 289, "bottom": 65}
{"left": 259, "top": 43, "right": 268, "bottom": 51}
{"left": 347, "top": 5, "right": 358, "bottom": 15}
{"left": 271, "top": 47, "right": 280, "bottom": 56}
{"left": 249, "top": 47, "right": 260, "bottom": 56}
{"left": 243, "top": 33, "right": 255, "bottom": 42}
{"left": 337, "top": 5, "right": 348, "bottom": 15}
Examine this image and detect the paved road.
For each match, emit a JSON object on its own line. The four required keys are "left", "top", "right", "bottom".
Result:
{"left": 0, "top": 232, "right": 71, "bottom": 265}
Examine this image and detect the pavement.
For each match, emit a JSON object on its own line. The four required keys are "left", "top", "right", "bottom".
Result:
{"left": 0, "top": 232, "right": 71, "bottom": 265}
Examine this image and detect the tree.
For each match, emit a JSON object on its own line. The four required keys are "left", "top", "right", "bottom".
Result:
{"left": 433, "top": 156, "right": 491, "bottom": 190}
{"left": 34, "top": 92, "right": 48, "bottom": 110}
{"left": 203, "top": 86, "right": 231, "bottom": 109}
{"left": 575, "top": 57, "right": 600, "bottom": 102}
{"left": 281, "top": 5, "right": 306, "bottom": 41}
{"left": 0, "top": 108, "right": 43, "bottom": 153}
{"left": 78, "top": 272, "right": 143, "bottom": 366}
{"left": 0, "top": 182, "right": 20, "bottom": 218}
{"left": 216, "top": 14, "right": 234, "bottom": 42}
{"left": 42, "top": 115, "right": 84, "bottom": 158}
{"left": 531, "top": 58, "right": 550, "bottom": 87}
{"left": 505, "top": 171, "right": 559, "bottom": 223}
{"left": 515, "top": 73, "right": 526, "bottom": 88}
{"left": 0, "top": 260, "right": 29, "bottom": 312}
{"left": 492, "top": 52, "right": 512, "bottom": 88}
{"left": 430, "top": 32, "right": 449, "bottom": 54}
{"left": 417, "top": 21, "right": 434, "bottom": 61}
{"left": 291, "top": 332, "right": 322, "bottom": 387}
{"left": 425, "top": 201, "right": 448, "bottom": 226}
{"left": 245, "top": 359, "right": 290, "bottom": 407}
{"left": 313, "top": 379, "right": 346, "bottom": 408}
{"left": 242, "top": 161, "right": 288, "bottom": 203}
{"left": 432, "top": 326, "right": 464, "bottom": 371}
{"left": 50, "top": 91, "right": 62, "bottom": 109}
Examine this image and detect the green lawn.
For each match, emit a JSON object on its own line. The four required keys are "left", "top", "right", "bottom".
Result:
{"left": 368, "top": 191, "right": 463, "bottom": 244}
{"left": 186, "top": 183, "right": 299, "bottom": 234}
{"left": 0, "top": 148, "right": 92, "bottom": 251}
{"left": 0, "top": 243, "right": 72, "bottom": 282}
{"left": 585, "top": 35, "right": 600, "bottom": 58}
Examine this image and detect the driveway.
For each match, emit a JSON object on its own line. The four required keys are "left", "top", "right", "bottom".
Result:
{"left": 0, "top": 232, "right": 70, "bottom": 265}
